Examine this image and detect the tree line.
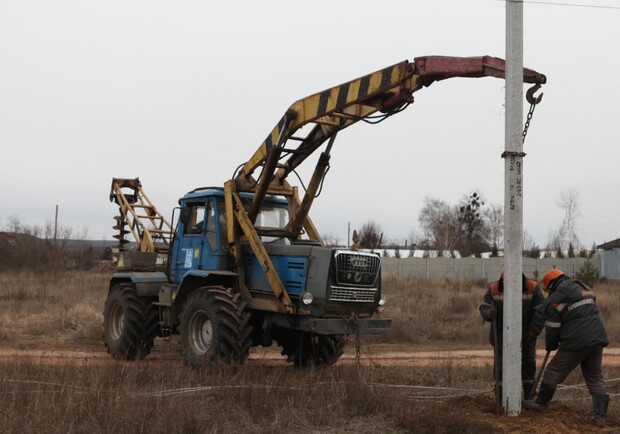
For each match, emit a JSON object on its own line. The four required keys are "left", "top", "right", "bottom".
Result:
{"left": 1, "top": 188, "right": 591, "bottom": 268}
{"left": 347, "top": 189, "right": 595, "bottom": 259}
{"left": 0, "top": 215, "right": 107, "bottom": 270}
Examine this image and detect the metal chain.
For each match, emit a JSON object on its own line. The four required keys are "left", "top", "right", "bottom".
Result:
{"left": 522, "top": 102, "right": 537, "bottom": 144}
{"left": 348, "top": 312, "right": 361, "bottom": 366}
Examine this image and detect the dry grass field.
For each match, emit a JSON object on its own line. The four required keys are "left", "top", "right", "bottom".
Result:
{"left": 0, "top": 269, "right": 618, "bottom": 433}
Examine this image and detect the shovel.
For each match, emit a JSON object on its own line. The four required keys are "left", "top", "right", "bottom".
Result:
{"left": 529, "top": 350, "right": 551, "bottom": 400}
{"left": 492, "top": 317, "right": 501, "bottom": 408}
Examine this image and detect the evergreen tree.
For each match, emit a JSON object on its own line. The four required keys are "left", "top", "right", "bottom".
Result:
{"left": 526, "top": 244, "right": 541, "bottom": 259}
{"left": 575, "top": 259, "right": 600, "bottom": 287}
{"left": 568, "top": 242, "right": 575, "bottom": 258}
{"left": 491, "top": 243, "right": 499, "bottom": 257}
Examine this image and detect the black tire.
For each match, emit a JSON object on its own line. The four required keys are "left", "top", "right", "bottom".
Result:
{"left": 275, "top": 330, "right": 346, "bottom": 367}
{"left": 179, "top": 287, "right": 252, "bottom": 369}
{"left": 103, "top": 283, "right": 158, "bottom": 360}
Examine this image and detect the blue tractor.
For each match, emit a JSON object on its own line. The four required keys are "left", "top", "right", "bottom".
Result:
{"left": 106, "top": 179, "right": 388, "bottom": 368}
{"left": 103, "top": 55, "right": 545, "bottom": 368}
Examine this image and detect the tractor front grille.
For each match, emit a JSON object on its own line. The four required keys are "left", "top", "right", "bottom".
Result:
{"left": 333, "top": 251, "right": 380, "bottom": 287}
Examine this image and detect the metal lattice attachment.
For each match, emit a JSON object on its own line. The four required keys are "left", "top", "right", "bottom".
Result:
{"left": 109, "top": 178, "right": 174, "bottom": 253}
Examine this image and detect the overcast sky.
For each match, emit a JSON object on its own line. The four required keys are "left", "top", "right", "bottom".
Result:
{"left": 1, "top": 1, "right": 618, "bottom": 249}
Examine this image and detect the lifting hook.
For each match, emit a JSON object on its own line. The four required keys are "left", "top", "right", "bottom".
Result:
{"left": 526, "top": 83, "right": 544, "bottom": 105}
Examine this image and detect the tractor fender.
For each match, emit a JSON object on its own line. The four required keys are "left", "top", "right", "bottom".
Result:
{"left": 109, "top": 272, "right": 168, "bottom": 297}
{"left": 174, "top": 269, "right": 238, "bottom": 309}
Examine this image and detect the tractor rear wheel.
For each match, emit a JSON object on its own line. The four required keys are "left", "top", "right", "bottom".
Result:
{"left": 275, "top": 330, "right": 346, "bottom": 367}
{"left": 103, "top": 283, "right": 158, "bottom": 360}
{"left": 179, "top": 287, "right": 251, "bottom": 369}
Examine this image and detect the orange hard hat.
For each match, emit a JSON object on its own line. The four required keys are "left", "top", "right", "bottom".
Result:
{"left": 543, "top": 268, "right": 565, "bottom": 292}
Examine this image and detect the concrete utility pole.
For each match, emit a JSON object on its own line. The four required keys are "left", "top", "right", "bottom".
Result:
{"left": 504, "top": 0, "right": 524, "bottom": 416}
{"left": 347, "top": 222, "right": 351, "bottom": 247}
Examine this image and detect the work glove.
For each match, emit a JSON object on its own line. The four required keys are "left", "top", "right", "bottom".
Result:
{"left": 486, "top": 307, "right": 497, "bottom": 321}
{"left": 545, "top": 339, "right": 558, "bottom": 352}
{"left": 527, "top": 329, "right": 538, "bottom": 341}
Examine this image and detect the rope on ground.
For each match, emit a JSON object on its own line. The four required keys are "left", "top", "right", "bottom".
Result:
{"left": 138, "top": 382, "right": 490, "bottom": 399}
{"left": 3, "top": 377, "right": 617, "bottom": 401}
{"left": 369, "top": 383, "right": 486, "bottom": 391}
{"left": 368, "top": 383, "right": 490, "bottom": 401}
{"left": 405, "top": 390, "right": 492, "bottom": 401}
{"left": 140, "top": 384, "right": 311, "bottom": 398}
{"left": 1, "top": 379, "right": 93, "bottom": 392}
{"left": 558, "top": 377, "right": 620, "bottom": 389}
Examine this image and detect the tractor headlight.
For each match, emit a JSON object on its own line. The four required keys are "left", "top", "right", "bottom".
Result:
{"left": 301, "top": 291, "right": 314, "bottom": 305}
{"left": 378, "top": 293, "right": 387, "bottom": 306}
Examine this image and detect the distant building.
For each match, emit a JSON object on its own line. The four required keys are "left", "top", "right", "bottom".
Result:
{"left": 0, "top": 232, "right": 51, "bottom": 268}
{"left": 597, "top": 239, "right": 620, "bottom": 250}
{"left": 0, "top": 231, "right": 46, "bottom": 253}
{"left": 597, "top": 238, "right": 620, "bottom": 280}
{"left": 0, "top": 232, "right": 19, "bottom": 256}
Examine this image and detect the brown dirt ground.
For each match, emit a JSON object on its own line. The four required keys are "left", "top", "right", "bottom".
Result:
{"left": 1, "top": 345, "right": 619, "bottom": 433}
{"left": 437, "top": 395, "right": 619, "bottom": 434}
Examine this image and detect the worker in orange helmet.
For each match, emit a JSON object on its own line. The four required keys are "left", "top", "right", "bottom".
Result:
{"left": 479, "top": 269, "right": 544, "bottom": 400}
{"left": 524, "top": 269, "right": 610, "bottom": 427}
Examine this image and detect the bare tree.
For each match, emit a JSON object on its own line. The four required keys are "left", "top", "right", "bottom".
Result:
{"left": 321, "top": 232, "right": 341, "bottom": 247}
{"left": 406, "top": 229, "right": 419, "bottom": 248}
{"left": 523, "top": 229, "right": 542, "bottom": 258}
{"left": 484, "top": 203, "right": 504, "bottom": 250}
{"left": 418, "top": 197, "right": 461, "bottom": 251}
{"left": 546, "top": 229, "right": 561, "bottom": 252}
{"left": 44, "top": 220, "right": 54, "bottom": 241}
{"left": 358, "top": 221, "right": 383, "bottom": 249}
{"left": 5, "top": 214, "right": 22, "bottom": 233}
{"left": 557, "top": 188, "right": 581, "bottom": 251}
{"left": 458, "top": 192, "right": 490, "bottom": 257}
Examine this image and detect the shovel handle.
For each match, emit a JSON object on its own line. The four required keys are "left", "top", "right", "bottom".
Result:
{"left": 529, "top": 350, "right": 551, "bottom": 400}
{"left": 492, "top": 318, "right": 501, "bottom": 408}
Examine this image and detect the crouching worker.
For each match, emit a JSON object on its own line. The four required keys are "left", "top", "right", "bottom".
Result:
{"left": 524, "top": 269, "right": 610, "bottom": 428}
{"left": 479, "top": 271, "right": 544, "bottom": 399}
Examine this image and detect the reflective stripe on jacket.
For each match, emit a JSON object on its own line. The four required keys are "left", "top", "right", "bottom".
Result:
{"left": 479, "top": 275, "right": 544, "bottom": 346}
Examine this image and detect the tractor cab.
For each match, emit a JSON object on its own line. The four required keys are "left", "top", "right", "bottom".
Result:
{"left": 170, "top": 187, "right": 289, "bottom": 283}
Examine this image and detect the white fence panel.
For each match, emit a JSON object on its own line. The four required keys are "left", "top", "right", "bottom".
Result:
{"left": 382, "top": 255, "right": 600, "bottom": 282}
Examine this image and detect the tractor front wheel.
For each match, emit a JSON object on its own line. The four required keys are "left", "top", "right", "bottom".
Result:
{"left": 179, "top": 287, "right": 251, "bottom": 369}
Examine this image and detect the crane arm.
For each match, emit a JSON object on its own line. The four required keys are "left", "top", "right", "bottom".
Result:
{"left": 234, "top": 55, "right": 546, "bottom": 190}
{"left": 413, "top": 55, "right": 545, "bottom": 86}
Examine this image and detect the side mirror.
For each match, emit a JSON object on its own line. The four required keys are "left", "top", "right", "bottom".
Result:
{"left": 180, "top": 207, "right": 191, "bottom": 225}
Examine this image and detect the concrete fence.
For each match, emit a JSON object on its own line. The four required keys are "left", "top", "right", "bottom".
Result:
{"left": 381, "top": 255, "right": 600, "bottom": 282}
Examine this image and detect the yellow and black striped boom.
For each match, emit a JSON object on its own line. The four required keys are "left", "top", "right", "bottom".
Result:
{"left": 224, "top": 55, "right": 545, "bottom": 314}
{"left": 232, "top": 55, "right": 546, "bottom": 228}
